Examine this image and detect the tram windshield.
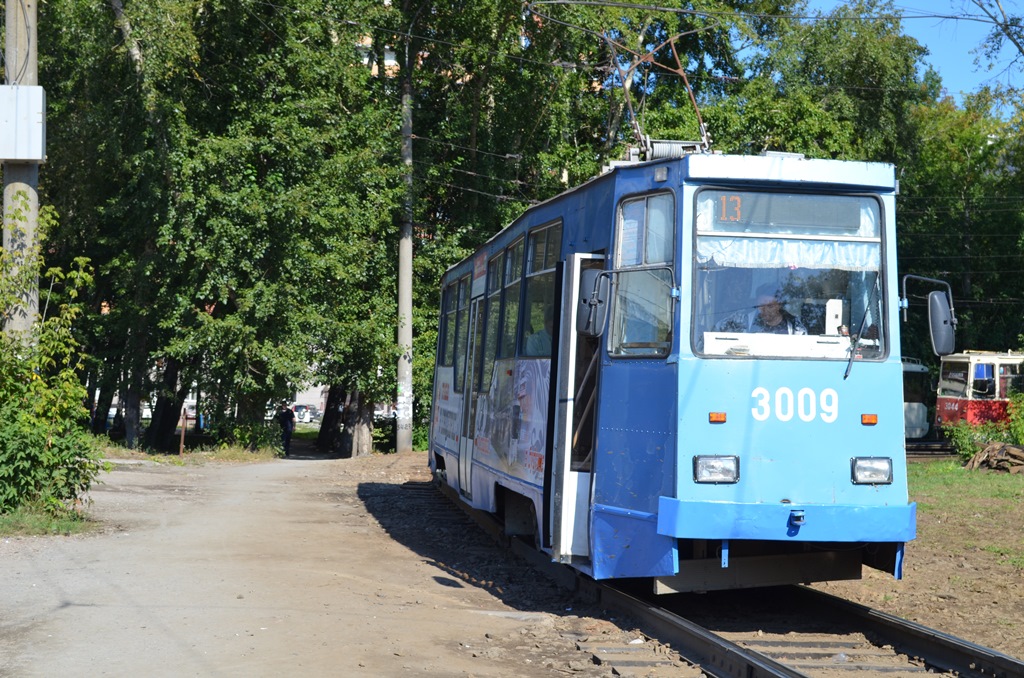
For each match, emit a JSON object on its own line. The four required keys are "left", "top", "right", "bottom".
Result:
{"left": 692, "top": 190, "right": 885, "bottom": 360}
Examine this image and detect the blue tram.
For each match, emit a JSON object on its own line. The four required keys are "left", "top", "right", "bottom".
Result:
{"left": 429, "top": 150, "right": 953, "bottom": 593}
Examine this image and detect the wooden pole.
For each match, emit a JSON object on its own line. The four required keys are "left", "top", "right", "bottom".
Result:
{"left": 179, "top": 406, "right": 186, "bottom": 455}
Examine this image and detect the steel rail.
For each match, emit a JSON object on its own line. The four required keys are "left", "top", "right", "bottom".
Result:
{"left": 792, "top": 586, "right": 1024, "bottom": 678}
{"left": 598, "top": 584, "right": 810, "bottom": 678}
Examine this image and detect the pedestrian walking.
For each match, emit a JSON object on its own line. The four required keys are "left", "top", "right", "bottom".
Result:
{"left": 277, "top": 403, "right": 296, "bottom": 456}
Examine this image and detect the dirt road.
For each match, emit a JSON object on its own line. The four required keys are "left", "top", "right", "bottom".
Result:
{"left": 0, "top": 445, "right": 668, "bottom": 677}
{"left": 4, "top": 443, "right": 1021, "bottom": 677}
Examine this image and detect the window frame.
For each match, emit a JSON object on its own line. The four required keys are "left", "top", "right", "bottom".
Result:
{"left": 608, "top": 192, "right": 677, "bottom": 359}
{"left": 521, "top": 220, "right": 563, "bottom": 358}
{"left": 453, "top": 275, "right": 470, "bottom": 393}
{"left": 480, "top": 253, "right": 503, "bottom": 392}
{"left": 439, "top": 282, "right": 459, "bottom": 367}
{"left": 690, "top": 187, "right": 888, "bottom": 362}
{"left": 499, "top": 237, "right": 525, "bottom": 359}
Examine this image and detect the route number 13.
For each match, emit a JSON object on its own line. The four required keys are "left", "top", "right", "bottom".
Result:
{"left": 751, "top": 387, "right": 838, "bottom": 423}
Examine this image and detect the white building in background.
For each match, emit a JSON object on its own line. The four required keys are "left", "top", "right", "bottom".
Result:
{"left": 293, "top": 384, "right": 329, "bottom": 413}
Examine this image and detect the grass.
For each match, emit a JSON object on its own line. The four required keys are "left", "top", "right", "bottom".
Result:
{"left": 982, "top": 545, "right": 1024, "bottom": 569}
{"left": 909, "top": 459, "right": 1024, "bottom": 570}
{"left": 909, "top": 459, "right": 1024, "bottom": 504}
{"left": 99, "top": 442, "right": 282, "bottom": 465}
{"left": 0, "top": 503, "right": 95, "bottom": 537}
{"left": 293, "top": 424, "right": 320, "bottom": 440}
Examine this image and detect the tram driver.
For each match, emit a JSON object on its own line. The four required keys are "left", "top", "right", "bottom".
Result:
{"left": 715, "top": 284, "right": 807, "bottom": 335}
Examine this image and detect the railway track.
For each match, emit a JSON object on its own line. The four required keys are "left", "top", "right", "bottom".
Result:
{"left": 431, "top": 478, "right": 1024, "bottom": 678}
{"left": 595, "top": 583, "right": 1024, "bottom": 677}
{"left": 905, "top": 440, "right": 956, "bottom": 459}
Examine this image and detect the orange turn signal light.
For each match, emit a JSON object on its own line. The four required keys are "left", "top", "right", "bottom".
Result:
{"left": 861, "top": 414, "right": 878, "bottom": 426}
{"left": 709, "top": 412, "right": 727, "bottom": 424}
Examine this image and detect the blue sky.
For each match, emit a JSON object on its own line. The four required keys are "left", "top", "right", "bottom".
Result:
{"left": 806, "top": 1, "right": 1019, "bottom": 100}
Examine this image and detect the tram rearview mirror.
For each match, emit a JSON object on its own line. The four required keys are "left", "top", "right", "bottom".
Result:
{"left": 577, "top": 269, "right": 609, "bottom": 337}
{"left": 927, "top": 290, "right": 955, "bottom": 356}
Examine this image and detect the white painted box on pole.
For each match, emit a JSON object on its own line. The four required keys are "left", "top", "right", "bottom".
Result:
{"left": 0, "top": 85, "right": 46, "bottom": 162}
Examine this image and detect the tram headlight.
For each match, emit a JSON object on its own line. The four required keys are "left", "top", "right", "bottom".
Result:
{"left": 851, "top": 457, "right": 893, "bottom": 485}
{"left": 693, "top": 455, "right": 739, "bottom": 484}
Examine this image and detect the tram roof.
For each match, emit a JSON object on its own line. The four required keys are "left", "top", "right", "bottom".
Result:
{"left": 441, "top": 152, "right": 897, "bottom": 280}
{"left": 684, "top": 153, "right": 895, "bottom": 190}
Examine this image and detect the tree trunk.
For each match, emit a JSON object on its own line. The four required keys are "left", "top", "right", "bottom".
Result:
{"left": 316, "top": 383, "right": 345, "bottom": 453}
{"left": 92, "top": 383, "right": 115, "bottom": 435}
{"left": 123, "top": 389, "right": 141, "bottom": 449}
{"left": 340, "top": 389, "right": 374, "bottom": 458}
{"left": 145, "top": 357, "right": 185, "bottom": 451}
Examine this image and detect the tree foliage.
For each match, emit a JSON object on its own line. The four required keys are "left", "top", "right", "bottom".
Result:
{"left": 9, "top": 0, "right": 1024, "bottom": 464}
{"left": 896, "top": 89, "right": 1024, "bottom": 355}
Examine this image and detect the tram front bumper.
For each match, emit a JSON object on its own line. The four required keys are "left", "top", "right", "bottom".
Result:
{"left": 657, "top": 497, "right": 917, "bottom": 542}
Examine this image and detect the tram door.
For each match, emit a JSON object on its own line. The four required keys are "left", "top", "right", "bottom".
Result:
{"left": 458, "top": 298, "right": 484, "bottom": 499}
{"left": 550, "top": 253, "right": 603, "bottom": 563}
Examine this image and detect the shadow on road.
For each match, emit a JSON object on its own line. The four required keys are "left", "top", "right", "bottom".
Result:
{"left": 356, "top": 479, "right": 580, "bottom": 614}
{"left": 284, "top": 436, "right": 342, "bottom": 461}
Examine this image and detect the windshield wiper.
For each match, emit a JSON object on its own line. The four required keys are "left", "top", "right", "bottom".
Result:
{"left": 844, "top": 274, "right": 881, "bottom": 380}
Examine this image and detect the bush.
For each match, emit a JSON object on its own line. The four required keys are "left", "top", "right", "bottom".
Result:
{"left": 229, "top": 421, "right": 282, "bottom": 453}
{"left": 941, "top": 392, "right": 1024, "bottom": 464}
{"left": 1006, "top": 392, "right": 1024, "bottom": 446}
{"left": 943, "top": 419, "right": 1012, "bottom": 462}
{"left": 0, "top": 205, "right": 101, "bottom": 515}
{"left": 0, "top": 318, "right": 102, "bottom": 513}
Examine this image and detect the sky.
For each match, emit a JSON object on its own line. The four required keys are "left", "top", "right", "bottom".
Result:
{"left": 807, "top": 1, "right": 1019, "bottom": 100}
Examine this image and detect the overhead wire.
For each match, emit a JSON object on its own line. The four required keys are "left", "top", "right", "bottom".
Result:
{"left": 412, "top": 134, "right": 523, "bottom": 161}
{"left": 414, "top": 175, "right": 539, "bottom": 204}
{"left": 411, "top": 159, "right": 552, "bottom": 193}
{"left": 243, "top": 0, "right": 1017, "bottom": 206}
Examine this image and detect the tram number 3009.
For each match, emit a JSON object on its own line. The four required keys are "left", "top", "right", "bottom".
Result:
{"left": 750, "top": 387, "right": 839, "bottom": 423}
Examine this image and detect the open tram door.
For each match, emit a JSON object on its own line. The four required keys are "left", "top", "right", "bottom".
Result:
{"left": 550, "top": 253, "right": 605, "bottom": 566}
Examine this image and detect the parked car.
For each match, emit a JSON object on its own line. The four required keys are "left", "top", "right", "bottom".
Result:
{"left": 373, "top": 404, "right": 396, "bottom": 422}
{"left": 293, "top": 404, "right": 312, "bottom": 424}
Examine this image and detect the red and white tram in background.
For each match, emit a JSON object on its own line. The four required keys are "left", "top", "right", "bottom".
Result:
{"left": 935, "top": 351, "right": 1024, "bottom": 427}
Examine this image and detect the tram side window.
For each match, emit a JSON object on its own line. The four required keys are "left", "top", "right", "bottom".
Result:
{"left": 973, "top": 363, "right": 996, "bottom": 399}
{"left": 482, "top": 255, "right": 502, "bottom": 391}
{"left": 610, "top": 193, "right": 675, "bottom": 358}
{"left": 440, "top": 284, "right": 458, "bottom": 367}
{"left": 454, "top": 277, "right": 470, "bottom": 393}
{"left": 523, "top": 222, "right": 562, "bottom": 357}
{"left": 609, "top": 269, "right": 674, "bottom": 357}
{"left": 1000, "top": 364, "right": 1024, "bottom": 397}
{"left": 938, "top": 361, "right": 969, "bottom": 397}
{"left": 500, "top": 238, "right": 524, "bottom": 358}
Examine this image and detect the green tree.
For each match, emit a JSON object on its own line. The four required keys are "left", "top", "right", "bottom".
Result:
{"left": 701, "top": 0, "right": 933, "bottom": 161}
{"left": 40, "top": 1, "right": 409, "bottom": 454}
{"left": 897, "top": 90, "right": 1024, "bottom": 355}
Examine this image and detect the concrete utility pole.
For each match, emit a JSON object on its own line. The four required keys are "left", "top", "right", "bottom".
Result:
{"left": 396, "top": 44, "right": 414, "bottom": 455}
{"left": 3, "top": 0, "right": 41, "bottom": 334}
